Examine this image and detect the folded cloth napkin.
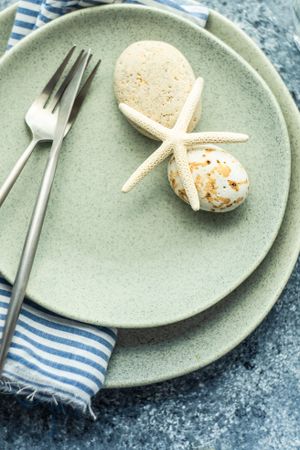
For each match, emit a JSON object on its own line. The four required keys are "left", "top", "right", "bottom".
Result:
{"left": 0, "top": 277, "right": 117, "bottom": 417}
{"left": 1, "top": 0, "right": 209, "bottom": 415}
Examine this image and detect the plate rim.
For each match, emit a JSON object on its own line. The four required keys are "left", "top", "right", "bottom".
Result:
{"left": 0, "top": 4, "right": 292, "bottom": 328}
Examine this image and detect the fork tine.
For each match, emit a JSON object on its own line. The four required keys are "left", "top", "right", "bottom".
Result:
{"left": 66, "top": 59, "right": 101, "bottom": 130}
{"left": 34, "top": 46, "right": 76, "bottom": 108}
{"left": 85, "top": 53, "right": 93, "bottom": 68}
{"left": 48, "top": 49, "right": 85, "bottom": 112}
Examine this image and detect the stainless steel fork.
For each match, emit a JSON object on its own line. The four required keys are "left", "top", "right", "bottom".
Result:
{"left": 0, "top": 46, "right": 100, "bottom": 207}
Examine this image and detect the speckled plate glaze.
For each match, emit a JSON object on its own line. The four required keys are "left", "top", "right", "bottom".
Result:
{"left": 0, "top": 6, "right": 291, "bottom": 329}
{"left": 0, "top": 5, "right": 298, "bottom": 387}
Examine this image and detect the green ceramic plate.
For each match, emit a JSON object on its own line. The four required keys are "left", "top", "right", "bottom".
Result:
{"left": 0, "top": 5, "right": 299, "bottom": 387}
{"left": 0, "top": 6, "right": 291, "bottom": 328}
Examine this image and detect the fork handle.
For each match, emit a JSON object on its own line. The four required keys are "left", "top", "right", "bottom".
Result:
{"left": 0, "top": 139, "right": 61, "bottom": 373}
{"left": 0, "top": 138, "right": 39, "bottom": 207}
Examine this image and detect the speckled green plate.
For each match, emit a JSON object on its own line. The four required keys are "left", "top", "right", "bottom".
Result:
{"left": 0, "top": 5, "right": 291, "bottom": 328}
{"left": 0, "top": 5, "right": 298, "bottom": 387}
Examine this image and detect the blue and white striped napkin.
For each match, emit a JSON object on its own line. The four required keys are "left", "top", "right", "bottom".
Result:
{"left": 0, "top": 277, "right": 117, "bottom": 417}
{"left": 1, "top": 0, "right": 209, "bottom": 415}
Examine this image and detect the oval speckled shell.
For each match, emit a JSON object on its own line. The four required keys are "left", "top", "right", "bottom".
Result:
{"left": 114, "top": 40, "right": 201, "bottom": 138}
{"left": 168, "top": 146, "right": 249, "bottom": 212}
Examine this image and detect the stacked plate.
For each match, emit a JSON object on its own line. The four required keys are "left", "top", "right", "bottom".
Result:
{"left": 0, "top": 5, "right": 299, "bottom": 388}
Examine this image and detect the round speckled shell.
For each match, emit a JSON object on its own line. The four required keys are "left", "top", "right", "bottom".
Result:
{"left": 114, "top": 40, "right": 201, "bottom": 138}
{"left": 168, "top": 146, "right": 249, "bottom": 212}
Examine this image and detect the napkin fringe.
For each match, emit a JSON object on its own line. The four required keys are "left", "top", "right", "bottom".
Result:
{"left": 0, "top": 377, "right": 97, "bottom": 419}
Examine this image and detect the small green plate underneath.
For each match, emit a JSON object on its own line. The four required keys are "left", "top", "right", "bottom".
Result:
{"left": 0, "top": 6, "right": 290, "bottom": 328}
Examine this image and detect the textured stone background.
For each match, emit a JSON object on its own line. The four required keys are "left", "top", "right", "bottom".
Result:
{"left": 0, "top": 0, "right": 299, "bottom": 449}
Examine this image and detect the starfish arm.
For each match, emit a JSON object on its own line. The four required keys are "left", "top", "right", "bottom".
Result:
{"left": 122, "top": 140, "right": 173, "bottom": 193}
{"left": 174, "top": 78, "right": 204, "bottom": 132}
{"left": 183, "top": 131, "right": 249, "bottom": 145}
{"left": 173, "top": 142, "right": 200, "bottom": 211}
{"left": 119, "top": 103, "right": 169, "bottom": 141}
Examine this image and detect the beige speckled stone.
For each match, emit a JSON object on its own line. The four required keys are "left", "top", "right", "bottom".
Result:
{"left": 114, "top": 40, "right": 201, "bottom": 138}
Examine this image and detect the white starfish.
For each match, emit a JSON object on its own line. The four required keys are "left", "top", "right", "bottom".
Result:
{"left": 119, "top": 77, "right": 249, "bottom": 211}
